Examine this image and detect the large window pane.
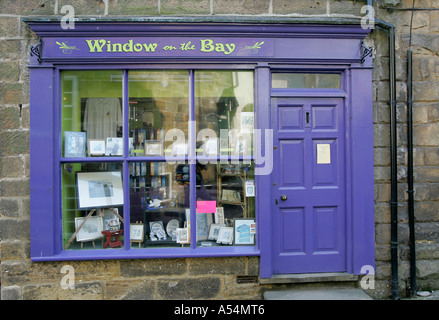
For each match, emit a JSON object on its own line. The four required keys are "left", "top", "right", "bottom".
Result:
{"left": 129, "top": 161, "right": 190, "bottom": 248}
{"left": 196, "top": 162, "right": 256, "bottom": 246}
{"left": 62, "top": 162, "right": 124, "bottom": 250}
{"left": 61, "top": 71, "right": 123, "bottom": 157}
{"left": 128, "top": 70, "right": 189, "bottom": 157}
{"left": 195, "top": 71, "right": 254, "bottom": 157}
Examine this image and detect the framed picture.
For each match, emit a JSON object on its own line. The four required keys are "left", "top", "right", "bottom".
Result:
{"left": 65, "top": 131, "right": 86, "bottom": 157}
{"left": 130, "top": 223, "right": 144, "bottom": 242}
{"left": 88, "top": 139, "right": 106, "bottom": 156}
{"left": 145, "top": 141, "right": 163, "bottom": 156}
{"left": 208, "top": 223, "right": 226, "bottom": 240}
{"left": 233, "top": 218, "right": 256, "bottom": 245}
{"left": 105, "top": 137, "right": 123, "bottom": 156}
{"left": 216, "top": 226, "right": 234, "bottom": 245}
{"left": 215, "top": 207, "right": 225, "bottom": 224}
{"left": 76, "top": 171, "right": 124, "bottom": 209}
{"left": 196, "top": 212, "right": 213, "bottom": 241}
{"left": 74, "top": 216, "right": 104, "bottom": 242}
{"left": 149, "top": 221, "right": 167, "bottom": 240}
{"left": 176, "top": 228, "right": 190, "bottom": 244}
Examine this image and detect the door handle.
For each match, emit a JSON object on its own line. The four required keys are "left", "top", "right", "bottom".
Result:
{"left": 280, "top": 195, "right": 288, "bottom": 201}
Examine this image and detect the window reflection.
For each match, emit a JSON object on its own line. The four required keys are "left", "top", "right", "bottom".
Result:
{"left": 195, "top": 71, "right": 254, "bottom": 157}
{"left": 128, "top": 70, "right": 189, "bottom": 157}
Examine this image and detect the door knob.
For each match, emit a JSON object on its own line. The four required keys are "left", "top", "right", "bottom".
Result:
{"left": 280, "top": 195, "right": 288, "bottom": 201}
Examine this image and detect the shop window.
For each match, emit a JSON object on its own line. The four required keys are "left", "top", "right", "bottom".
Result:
{"left": 60, "top": 69, "right": 256, "bottom": 253}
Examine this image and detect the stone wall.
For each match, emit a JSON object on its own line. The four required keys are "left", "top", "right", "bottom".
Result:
{"left": 1, "top": 0, "right": 439, "bottom": 300}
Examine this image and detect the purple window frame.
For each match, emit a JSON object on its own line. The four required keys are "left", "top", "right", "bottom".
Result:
{"left": 27, "top": 21, "right": 373, "bottom": 276}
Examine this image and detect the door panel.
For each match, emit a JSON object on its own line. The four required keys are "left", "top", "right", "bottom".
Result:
{"left": 272, "top": 97, "right": 346, "bottom": 274}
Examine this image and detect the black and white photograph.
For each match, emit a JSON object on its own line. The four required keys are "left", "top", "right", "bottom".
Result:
{"left": 76, "top": 171, "right": 124, "bottom": 209}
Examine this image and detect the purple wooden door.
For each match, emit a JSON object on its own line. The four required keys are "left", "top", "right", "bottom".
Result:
{"left": 271, "top": 97, "right": 346, "bottom": 274}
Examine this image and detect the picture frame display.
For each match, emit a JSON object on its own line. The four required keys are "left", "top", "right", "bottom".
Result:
{"left": 233, "top": 218, "right": 256, "bottom": 245}
{"left": 176, "top": 228, "right": 190, "bottom": 244}
{"left": 65, "top": 131, "right": 86, "bottom": 157}
{"left": 105, "top": 137, "right": 123, "bottom": 156}
{"left": 130, "top": 223, "right": 144, "bottom": 242}
{"left": 217, "top": 226, "right": 234, "bottom": 245}
{"left": 74, "top": 216, "right": 104, "bottom": 242}
{"left": 76, "top": 171, "right": 124, "bottom": 209}
{"left": 88, "top": 139, "right": 106, "bottom": 156}
{"left": 196, "top": 212, "right": 213, "bottom": 241}
{"left": 145, "top": 141, "right": 163, "bottom": 156}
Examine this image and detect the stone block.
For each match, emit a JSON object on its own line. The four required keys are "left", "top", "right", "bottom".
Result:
{"left": 188, "top": 257, "right": 246, "bottom": 275}
{"left": 106, "top": 279, "right": 156, "bottom": 300}
{"left": 0, "top": 131, "right": 29, "bottom": 156}
{"left": 120, "top": 259, "right": 187, "bottom": 277}
{"left": 162, "top": 0, "right": 210, "bottom": 15}
{"left": 214, "top": 0, "right": 270, "bottom": 14}
{"left": 0, "top": 82, "right": 28, "bottom": 105}
{"left": 375, "top": 223, "right": 391, "bottom": 244}
{"left": 0, "top": 156, "right": 24, "bottom": 178}
{"left": 0, "top": 179, "right": 29, "bottom": 197}
{"left": 0, "top": 62, "right": 20, "bottom": 83}
{"left": 65, "top": 260, "right": 121, "bottom": 281}
{"left": 22, "top": 284, "right": 58, "bottom": 300}
{"left": 413, "top": 184, "right": 432, "bottom": 202}
{"left": 1, "top": 285, "right": 21, "bottom": 300}
{"left": 0, "top": 218, "right": 30, "bottom": 241}
{"left": 417, "top": 260, "right": 439, "bottom": 279}
{"left": 0, "top": 40, "right": 24, "bottom": 60}
{"left": 413, "top": 124, "right": 439, "bottom": 146}
{"left": 413, "top": 82, "right": 439, "bottom": 102}
{"left": 0, "top": 16, "right": 19, "bottom": 38}
{"left": 272, "top": 0, "right": 326, "bottom": 15}
{"left": 223, "top": 275, "right": 260, "bottom": 299}
{"left": 374, "top": 183, "right": 391, "bottom": 203}
{"left": 330, "top": 0, "right": 364, "bottom": 16}
{"left": 414, "top": 167, "right": 439, "bottom": 182}
{"left": 58, "top": 281, "right": 105, "bottom": 300}
{"left": 424, "top": 146, "right": 439, "bottom": 166}
{"left": 0, "top": 198, "right": 20, "bottom": 217}
{"left": 0, "top": 106, "right": 21, "bottom": 130}
{"left": 106, "top": 0, "right": 158, "bottom": 16}
{"left": 373, "top": 124, "right": 390, "bottom": 148}
{"left": 0, "top": 240, "right": 27, "bottom": 261}
{"left": 157, "top": 277, "right": 221, "bottom": 299}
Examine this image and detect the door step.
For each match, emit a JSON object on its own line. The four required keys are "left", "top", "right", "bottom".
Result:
{"left": 263, "top": 287, "right": 372, "bottom": 300}
{"left": 259, "top": 272, "right": 358, "bottom": 284}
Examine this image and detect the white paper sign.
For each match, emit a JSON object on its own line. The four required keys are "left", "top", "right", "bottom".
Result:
{"left": 245, "top": 180, "right": 255, "bottom": 197}
{"left": 317, "top": 144, "right": 331, "bottom": 164}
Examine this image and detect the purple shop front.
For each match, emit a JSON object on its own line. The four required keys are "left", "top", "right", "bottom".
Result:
{"left": 27, "top": 20, "right": 374, "bottom": 278}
